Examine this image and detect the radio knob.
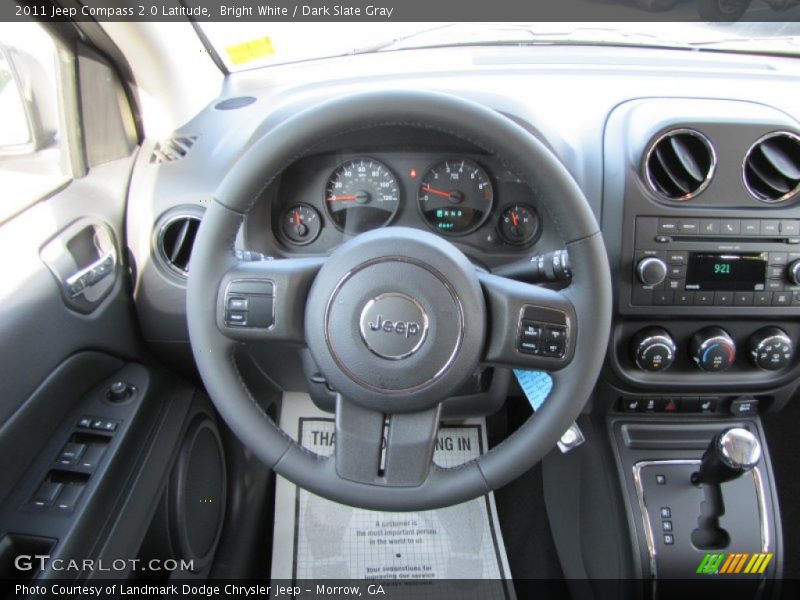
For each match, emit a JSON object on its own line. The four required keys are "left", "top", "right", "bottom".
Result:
{"left": 631, "top": 327, "right": 676, "bottom": 372}
{"left": 636, "top": 257, "right": 667, "bottom": 286}
{"left": 749, "top": 327, "right": 793, "bottom": 371}
{"left": 691, "top": 327, "right": 736, "bottom": 372}
{"left": 787, "top": 260, "right": 800, "bottom": 286}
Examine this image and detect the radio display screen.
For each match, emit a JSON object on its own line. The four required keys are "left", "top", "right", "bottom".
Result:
{"left": 685, "top": 253, "right": 767, "bottom": 291}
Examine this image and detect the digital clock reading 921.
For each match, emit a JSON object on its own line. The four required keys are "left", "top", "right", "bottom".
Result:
{"left": 685, "top": 253, "right": 767, "bottom": 291}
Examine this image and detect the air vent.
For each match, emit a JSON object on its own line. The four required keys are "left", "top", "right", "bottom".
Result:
{"left": 158, "top": 216, "right": 201, "bottom": 276}
{"left": 149, "top": 136, "right": 198, "bottom": 164}
{"left": 644, "top": 129, "right": 715, "bottom": 201}
{"left": 743, "top": 132, "right": 800, "bottom": 204}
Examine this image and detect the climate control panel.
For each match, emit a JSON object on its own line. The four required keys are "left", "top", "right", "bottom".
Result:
{"left": 629, "top": 326, "right": 793, "bottom": 373}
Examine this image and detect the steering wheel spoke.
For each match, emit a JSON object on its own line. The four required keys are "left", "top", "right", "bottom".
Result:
{"left": 477, "top": 270, "right": 577, "bottom": 371}
{"left": 215, "top": 256, "right": 324, "bottom": 343}
{"left": 335, "top": 395, "right": 441, "bottom": 487}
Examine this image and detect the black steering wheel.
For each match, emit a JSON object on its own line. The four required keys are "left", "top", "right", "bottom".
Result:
{"left": 187, "top": 90, "right": 611, "bottom": 511}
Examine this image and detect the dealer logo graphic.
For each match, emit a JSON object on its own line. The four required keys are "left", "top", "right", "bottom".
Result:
{"left": 696, "top": 552, "right": 773, "bottom": 575}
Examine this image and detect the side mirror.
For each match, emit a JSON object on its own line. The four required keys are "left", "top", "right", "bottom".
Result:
{"left": 0, "top": 44, "right": 58, "bottom": 154}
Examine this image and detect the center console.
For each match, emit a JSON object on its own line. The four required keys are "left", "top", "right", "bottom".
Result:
{"left": 594, "top": 97, "right": 800, "bottom": 597}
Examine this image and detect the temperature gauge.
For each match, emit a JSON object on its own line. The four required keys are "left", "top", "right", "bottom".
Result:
{"left": 281, "top": 204, "right": 322, "bottom": 245}
{"left": 498, "top": 204, "right": 540, "bottom": 246}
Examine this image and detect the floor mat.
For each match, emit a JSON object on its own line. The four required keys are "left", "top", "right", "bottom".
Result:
{"left": 271, "top": 393, "right": 514, "bottom": 598}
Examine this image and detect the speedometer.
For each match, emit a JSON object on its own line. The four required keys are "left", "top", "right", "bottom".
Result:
{"left": 325, "top": 158, "right": 400, "bottom": 234}
{"left": 417, "top": 159, "right": 494, "bottom": 235}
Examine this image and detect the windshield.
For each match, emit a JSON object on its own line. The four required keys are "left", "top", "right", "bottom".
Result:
{"left": 199, "top": 21, "right": 800, "bottom": 72}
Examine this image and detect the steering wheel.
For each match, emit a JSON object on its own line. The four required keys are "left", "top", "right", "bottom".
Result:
{"left": 187, "top": 90, "right": 611, "bottom": 511}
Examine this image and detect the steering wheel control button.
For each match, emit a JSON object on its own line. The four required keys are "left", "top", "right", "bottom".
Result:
{"left": 631, "top": 327, "right": 676, "bottom": 372}
{"left": 518, "top": 322, "right": 543, "bottom": 354}
{"left": 542, "top": 326, "right": 567, "bottom": 357}
{"left": 748, "top": 327, "right": 793, "bottom": 370}
{"left": 359, "top": 293, "right": 429, "bottom": 360}
{"left": 224, "top": 279, "right": 274, "bottom": 328}
{"left": 690, "top": 327, "right": 736, "bottom": 372}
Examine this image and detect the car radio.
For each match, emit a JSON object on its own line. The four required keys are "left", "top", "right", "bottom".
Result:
{"left": 631, "top": 216, "right": 800, "bottom": 308}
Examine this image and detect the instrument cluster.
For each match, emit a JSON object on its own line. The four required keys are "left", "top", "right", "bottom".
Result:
{"left": 270, "top": 151, "right": 543, "bottom": 254}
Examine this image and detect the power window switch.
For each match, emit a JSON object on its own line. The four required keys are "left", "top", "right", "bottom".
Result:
{"left": 77, "top": 416, "right": 93, "bottom": 429}
{"left": 31, "top": 481, "right": 63, "bottom": 509}
{"left": 53, "top": 484, "right": 84, "bottom": 514}
{"left": 79, "top": 444, "right": 106, "bottom": 470}
{"left": 57, "top": 443, "right": 86, "bottom": 466}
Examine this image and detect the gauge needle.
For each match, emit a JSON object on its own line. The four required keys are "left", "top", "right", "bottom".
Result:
{"left": 328, "top": 195, "right": 358, "bottom": 201}
{"left": 421, "top": 185, "right": 452, "bottom": 199}
{"left": 294, "top": 211, "right": 301, "bottom": 226}
{"left": 511, "top": 210, "right": 520, "bottom": 227}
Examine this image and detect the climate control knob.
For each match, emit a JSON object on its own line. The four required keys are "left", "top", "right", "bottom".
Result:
{"left": 691, "top": 327, "right": 736, "bottom": 372}
{"left": 787, "top": 260, "right": 800, "bottom": 286}
{"left": 631, "top": 327, "right": 676, "bottom": 372}
{"left": 749, "top": 327, "right": 793, "bottom": 371}
{"left": 636, "top": 257, "right": 667, "bottom": 286}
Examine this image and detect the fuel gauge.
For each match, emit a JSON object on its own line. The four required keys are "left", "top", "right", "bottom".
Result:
{"left": 498, "top": 204, "right": 540, "bottom": 246}
{"left": 281, "top": 204, "right": 322, "bottom": 245}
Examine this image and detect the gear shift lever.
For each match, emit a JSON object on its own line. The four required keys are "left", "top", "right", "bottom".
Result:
{"left": 693, "top": 427, "right": 761, "bottom": 485}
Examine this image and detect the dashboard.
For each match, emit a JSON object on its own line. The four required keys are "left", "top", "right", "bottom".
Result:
{"left": 125, "top": 43, "right": 800, "bottom": 417}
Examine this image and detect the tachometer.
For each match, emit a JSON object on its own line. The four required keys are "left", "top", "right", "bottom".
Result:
{"left": 417, "top": 159, "right": 494, "bottom": 235}
{"left": 325, "top": 158, "right": 400, "bottom": 233}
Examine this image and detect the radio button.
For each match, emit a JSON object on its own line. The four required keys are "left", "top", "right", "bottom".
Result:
{"left": 667, "top": 280, "right": 681, "bottom": 290}
{"left": 768, "top": 266, "right": 784, "bottom": 279}
{"left": 761, "top": 220, "right": 780, "bottom": 236}
{"left": 734, "top": 292, "right": 754, "bottom": 306}
{"left": 699, "top": 219, "right": 720, "bottom": 235}
{"left": 714, "top": 292, "right": 734, "bottom": 306}
{"left": 781, "top": 220, "right": 800, "bottom": 236}
{"left": 773, "top": 292, "right": 792, "bottom": 306}
{"left": 666, "top": 251, "right": 688, "bottom": 265}
{"left": 793, "top": 291, "right": 800, "bottom": 306}
{"left": 767, "top": 280, "right": 784, "bottom": 292}
{"left": 694, "top": 292, "right": 714, "bottom": 306}
{"left": 668, "top": 265, "right": 687, "bottom": 278}
{"left": 675, "top": 292, "right": 694, "bottom": 305}
{"left": 769, "top": 252, "right": 788, "bottom": 266}
{"left": 754, "top": 292, "right": 772, "bottom": 306}
{"left": 653, "top": 291, "right": 674, "bottom": 305}
{"left": 657, "top": 219, "right": 680, "bottom": 234}
{"left": 742, "top": 220, "right": 760, "bottom": 235}
{"left": 678, "top": 219, "right": 699, "bottom": 233}
{"left": 720, "top": 219, "right": 741, "bottom": 235}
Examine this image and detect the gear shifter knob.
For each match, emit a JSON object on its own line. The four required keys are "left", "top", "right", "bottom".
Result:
{"left": 694, "top": 427, "right": 761, "bottom": 485}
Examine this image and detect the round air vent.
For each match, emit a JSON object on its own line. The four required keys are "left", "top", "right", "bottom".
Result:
{"left": 644, "top": 129, "right": 716, "bottom": 201}
{"left": 743, "top": 132, "right": 800, "bottom": 204}
{"left": 158, "top": 215, "right": 201, "bottom": 276}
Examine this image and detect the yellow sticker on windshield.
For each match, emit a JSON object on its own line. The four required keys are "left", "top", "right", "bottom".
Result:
{"left": 226, "top": 36, "right": 275, "bottom": 66}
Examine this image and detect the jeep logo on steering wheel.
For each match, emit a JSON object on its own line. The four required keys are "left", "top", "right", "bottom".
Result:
{"left": 359, "top": 293, "right": 429, "bottom": 360}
